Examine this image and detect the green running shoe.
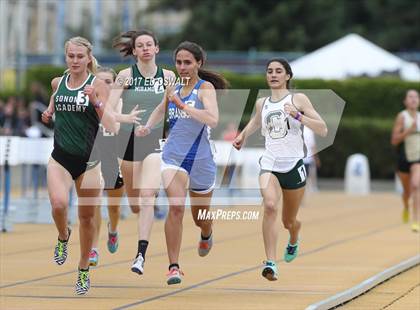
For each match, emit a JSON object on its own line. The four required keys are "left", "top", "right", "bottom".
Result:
{"left": 262, "top": 260, "right": 278, "bottom": 281}
{"left": 284, "top": 240, "right": 299, "bottom": 263}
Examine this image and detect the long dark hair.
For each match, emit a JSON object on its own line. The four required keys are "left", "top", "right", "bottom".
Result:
{"left": 266, "top": 58, "right": 293, "bottom": 89}
{"left": 113, "top": 30, "right": 159, "bottom": 58}
{"left": 174, "top": 41, "right": 229, "bottom": 90}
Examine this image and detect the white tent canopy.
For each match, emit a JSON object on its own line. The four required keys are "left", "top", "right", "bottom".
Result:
{"left": 290, "top": 33, "right": 420, "bottom": 81}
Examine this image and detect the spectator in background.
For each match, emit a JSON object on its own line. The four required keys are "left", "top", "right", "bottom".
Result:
{"left": 29, "top": 81, "right": 53, "bottom": 136}
{"left": 30, "top": 81, "right": 48, "bottom": 105}
{"left": 15, "top": 97, "right": 31, "bottom": 137}
{"left": 2, "top": 96, "right": 17, "bottom": 136}
{"left": 27, "top": 83, "right": 50, "bottom": 195}
{"left": 0, "top": 96, "right": 30, "bottom": 136}
{"left": 0, "top": 99, "right": 5, "bottom": 131}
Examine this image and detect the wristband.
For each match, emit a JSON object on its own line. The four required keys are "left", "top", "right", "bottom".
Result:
{"left": 294, "top": 111, "right": 303, "bottom": 122}
{"left": 93, "top": 101, "right": 103, "bottom": 109}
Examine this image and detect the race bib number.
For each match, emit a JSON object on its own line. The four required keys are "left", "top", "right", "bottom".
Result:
{"left": 76, "top": 91, "right": 89, "bottom": 106}
{"left": 298, "top": 165, "right": 307, "bottom": 182}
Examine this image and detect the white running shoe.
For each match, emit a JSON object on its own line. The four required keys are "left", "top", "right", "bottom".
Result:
{"left": 131, "top": 254, "right": 145, "bottom": 275}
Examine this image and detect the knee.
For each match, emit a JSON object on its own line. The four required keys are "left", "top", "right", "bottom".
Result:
{"left": 263, "top": 199, "right": 278, "bottom": 215}
{"left": 78, "top": 211, "right": 94, "bottom": 225}
{"left": 411, "top": 178, "right": 420, "bottom": 191}
{"left": 168, "top": 205, "right": 184, "bottom": 219}
{"left": 126, "top": 191, "right": 140, "bottom": 214}
{"left": 140, "top": 190, "right": 157, "bottom": 206}
{"left": 125, "top": 186, "right": 140, "bottom": 200}
{"left": 50, "top": 195, "right": 67, "bottom": 212}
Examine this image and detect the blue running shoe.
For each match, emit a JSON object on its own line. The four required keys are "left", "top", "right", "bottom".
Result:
{"left": 107, "top": 223, "right": 119, "bottom": 254}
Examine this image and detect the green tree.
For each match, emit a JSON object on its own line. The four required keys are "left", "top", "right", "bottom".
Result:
{"left": 151, "top": 0, "right": 420, "bottom": 51}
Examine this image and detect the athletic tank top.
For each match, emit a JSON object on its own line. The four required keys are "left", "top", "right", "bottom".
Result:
{"left": 120, "top": 64, "right": 165, "bottom": 132}
{"left": 163, "top": 79, "right": 213, "bottom": 161}
{"left": 402, "top": 110, "right": 420, "bottom": 162}
{"left": 53, "top": 73, "right": 99, "bottom": 159}
{"left": 260, "top": 94, "right": 306, "bottom": 172}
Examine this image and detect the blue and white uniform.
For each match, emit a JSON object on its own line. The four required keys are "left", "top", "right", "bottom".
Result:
{"left": 162, "top": 79, "right": 216, "bottom": 193}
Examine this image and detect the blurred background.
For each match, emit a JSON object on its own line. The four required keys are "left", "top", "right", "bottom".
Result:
{"left": 1, "top": 0, "right": 420, "bottom": 223}
{"left": 1, "top": 4, "right": 419, "bottom": 309}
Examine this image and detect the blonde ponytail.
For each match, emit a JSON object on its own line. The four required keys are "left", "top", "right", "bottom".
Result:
{"left": 89, "top": 56, "right": 98, "bottom": 74}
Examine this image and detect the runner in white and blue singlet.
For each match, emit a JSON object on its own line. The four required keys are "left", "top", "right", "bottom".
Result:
{"left": 136, "top": 41, "right": 229, "bottom": 285}
{"left": 162, "top": 79, "right": 216, "bottom": 192}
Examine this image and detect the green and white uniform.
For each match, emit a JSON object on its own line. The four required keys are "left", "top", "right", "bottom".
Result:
{"left": 118, "top": 64, "right": 166, "bottom": 161}
{"left": 51, "top": 73, "right": 100, "bottom": 180}
{"left": 53, "top": 73, "right": 99, "bottom": 159}
{"left": 259, "top": 94, "right": 307, "bottom": 189}
{"left": 121, "top": 64, "right": 165, "bottom": 132}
